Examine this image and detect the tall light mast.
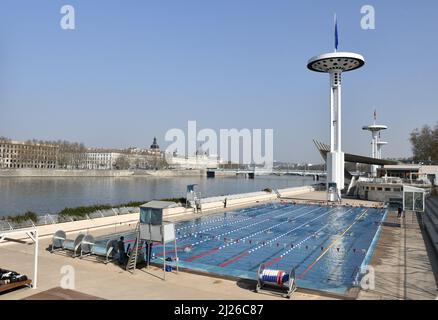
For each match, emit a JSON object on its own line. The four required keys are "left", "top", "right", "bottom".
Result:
{"left": 307, "top": 16, "right": 365, "bottom": 201}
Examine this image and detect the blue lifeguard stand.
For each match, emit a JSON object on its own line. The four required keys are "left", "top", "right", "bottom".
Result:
{"left": 126, "top": 201, "right": 179, "bottom": 280}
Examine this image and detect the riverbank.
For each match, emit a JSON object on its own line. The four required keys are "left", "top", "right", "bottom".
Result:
{"left": 0, "top": 168, "right": 206, "bottom": 177}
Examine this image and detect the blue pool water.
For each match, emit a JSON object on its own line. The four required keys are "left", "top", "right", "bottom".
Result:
{"left": 101, "top": 203, "right": 387, "bottom": 295}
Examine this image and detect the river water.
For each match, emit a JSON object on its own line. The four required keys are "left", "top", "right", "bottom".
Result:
{"left": 0, "top": 175, "right": 317, "bottom": 216}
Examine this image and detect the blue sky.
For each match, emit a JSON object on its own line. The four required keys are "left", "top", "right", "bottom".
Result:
{"left": 0, "top": 0, "right": 437, "bottom": 163}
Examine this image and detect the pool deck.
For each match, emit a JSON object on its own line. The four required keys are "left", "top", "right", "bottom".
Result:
{"left": 357, "top": 210, "right": 438, "bottom": 300}
{"left": 1, "top": 191, "right": 437, "bottom": 300}
{"left": 0, "top": 223, "right": 333, "bottom": 300}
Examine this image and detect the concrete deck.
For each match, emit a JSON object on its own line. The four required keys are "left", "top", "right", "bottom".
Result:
{"left": 358, "top": 211, "right": 438, "bottom": 300}
{"left": 0, "top": 224, "right": 332, "bottom": 300}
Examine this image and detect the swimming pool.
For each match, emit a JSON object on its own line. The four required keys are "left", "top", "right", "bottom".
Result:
{"left": 101, "top": 203, "right": 387, "bottom": 295}
{"left": 153, "top": 203, "right": 386, "bottom": 293}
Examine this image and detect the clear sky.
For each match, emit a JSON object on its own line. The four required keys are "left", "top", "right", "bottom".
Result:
{"left": 0, "top": 0, "right": 437, "bottom": 163}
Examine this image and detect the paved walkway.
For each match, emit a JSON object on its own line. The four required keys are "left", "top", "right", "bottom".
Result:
{"left": 0, "top": 225, "right": 331, "bottom": 300}
{"left": 358, "top": 211, "right": 438, "bottom": 300}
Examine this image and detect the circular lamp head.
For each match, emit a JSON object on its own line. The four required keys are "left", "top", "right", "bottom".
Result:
{"left": 362, "top": 125, "right": 388, "bottom": 132}
{"left": 308, "top": 52, "right": 365, "bottom": 73}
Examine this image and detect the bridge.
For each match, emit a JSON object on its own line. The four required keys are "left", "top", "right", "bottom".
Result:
{"left": 271, "top": 169, "right": 326, "bottom": 177}
{"left": 206, "top": 168, "right": 326, "bottom": 178}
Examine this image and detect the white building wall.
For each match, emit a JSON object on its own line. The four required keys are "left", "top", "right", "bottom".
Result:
{"left": 84, "top": 152, "right": 122, "bottom": 170}
{"left": 166, "top": 154, "right": 220, "bottom": 169}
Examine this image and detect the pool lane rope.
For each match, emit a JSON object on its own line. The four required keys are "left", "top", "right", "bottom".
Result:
{"left": 218, "top": 207, "right": 341, "bottom": 267}
{"left": 177, "top": 215, "right": 242, "bottom": 232}
{"left": 176, "top": 203, "right": 282, "bottom": 232}
{"left": 263, "top": 207, "right": 365, "bottom": 267}
{"left": 177, "top": 204, "right": 297, "bottom": 240}
{"left": 260, "top": 269, "right": 289, "bottom": 286}
{"left": 298, "top": 209, "right": 369, "bottom": 279}
{"left": 185, "top": 206, "right": 324, "bottom": 262}
{"left": 155, "top": 205, "right": 312, "bottom": 259}
{"left": 177, "top": 203, "right": 313, "bottom": 239}
{"left": 184, "top": 205, "right": 319, "bottom": 248}
{"left": 264, "top": 223, "right": 331, "bottom": 268}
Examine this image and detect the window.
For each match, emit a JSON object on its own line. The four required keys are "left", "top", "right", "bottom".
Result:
{"left": 140, "top": 207, "right": 163, "bottom": 225}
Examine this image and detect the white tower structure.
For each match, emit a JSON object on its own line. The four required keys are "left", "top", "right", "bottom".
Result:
{"left": 307, "top": 16, "right": 365, "bottom": 201}
{"left": 362, "top": 111, "right": 388, "bottom": 177}
{"left": 376, "top": 140, "right": 388, "bottom": 160}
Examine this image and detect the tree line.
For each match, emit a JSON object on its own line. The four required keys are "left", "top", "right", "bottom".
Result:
{"left": 0, "top": 137, "right": 168, "bottom": 170}
{"left": 410, "top": 122, "right": 438, "bottom": 163}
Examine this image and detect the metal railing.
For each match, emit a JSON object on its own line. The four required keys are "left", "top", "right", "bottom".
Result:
{"left": 358, "top": 177, "right": 432, "bottom": 186}
{"left": 0, "top": 207, "right": 139, "bottom": 232}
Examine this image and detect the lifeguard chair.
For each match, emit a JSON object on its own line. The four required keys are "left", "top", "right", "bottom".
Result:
{"left": 126, "top": 201, "right": 179, "bottom": 280}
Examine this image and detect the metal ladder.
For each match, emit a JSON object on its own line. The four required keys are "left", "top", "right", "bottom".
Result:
{"left": 126, "top": 223, "right": 141, "bottom": 274}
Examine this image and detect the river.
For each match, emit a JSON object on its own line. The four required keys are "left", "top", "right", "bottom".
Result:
{"left": 0, "top": 175, "right": 317, "bottom": 216}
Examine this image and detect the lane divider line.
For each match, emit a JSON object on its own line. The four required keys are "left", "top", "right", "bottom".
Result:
{"left": 176, "top": 203, "right": 290, "bottom": 232}
{"left": 176, "top": 207, "right": 301, "bottom": 240}
{"left": 177, "top": 204, "right": 300, "bottom": 240}
{"left": 263, "top": 208, "right": 363, "bottom": 267}
{"left": 218, "top": 207, "right": 340, "bottom": 267}
{"left": 298, "top": 209, "right": 369, "bottom": 279}
{"left": 184, "top": 206, "right": 324, "bottom": 262}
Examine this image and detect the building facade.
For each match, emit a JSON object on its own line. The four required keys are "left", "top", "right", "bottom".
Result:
{"left": 0, "top": 140, "right": 58, "bottom": 169}
{"left": 81, "top": 152, "right": 123, "bottom": 170}
{"left": 165, "top": 154, "right": 221, "bottom": 169}
{"left": 378, "top": 165, "right": 438, "bottom": 186}
{"left": 0, "top": 137, "right": 166, "bottom": 170}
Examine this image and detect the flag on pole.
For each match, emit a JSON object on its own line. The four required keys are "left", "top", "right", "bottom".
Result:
{"left": 374, "top": 109, "right": 377, "bottom": 121}
{"left": 334, "top": 14, "right": 339, "bottom": 51}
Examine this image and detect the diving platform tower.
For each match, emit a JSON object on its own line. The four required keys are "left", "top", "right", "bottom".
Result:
{"left": 307, "top": 16, "right": 365, "bottom": 201}
{"left": 362, "top": 111, "right": 388, "bottom": 177}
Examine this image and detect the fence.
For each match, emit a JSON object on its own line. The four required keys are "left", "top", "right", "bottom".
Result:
{"left": 0, "top": 207, "right": 139, "bottom": 232}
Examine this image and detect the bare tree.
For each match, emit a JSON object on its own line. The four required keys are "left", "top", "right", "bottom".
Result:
{"left": 114, "top": 155, "right": 130, "bottom": 170}
{"left": 410, "top": 123, "right": 438, "bottom": 162}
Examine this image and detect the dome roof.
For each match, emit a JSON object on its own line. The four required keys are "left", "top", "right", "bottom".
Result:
{"left": 150, "top": 137, "right": 160, "bottom": 150}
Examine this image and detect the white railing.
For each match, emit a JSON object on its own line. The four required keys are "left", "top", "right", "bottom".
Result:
{"left": 0, "top": 207, "right": 139, "bottom": 232}
{"left": 358, "top": 177, "right": 432, "bottom": 186}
